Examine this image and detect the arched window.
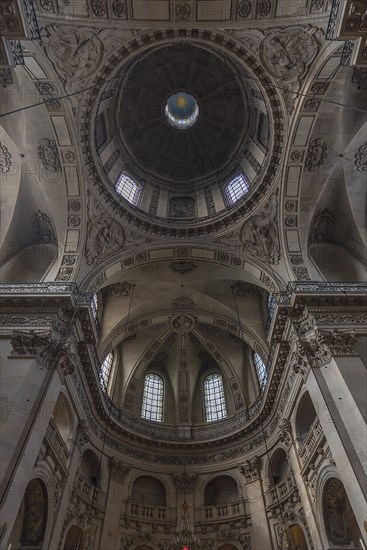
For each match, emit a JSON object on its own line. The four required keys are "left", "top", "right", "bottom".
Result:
{"left": 253, "top": 352, "right": 268, "bottom": 391}
{"left": 115, "top": 173, "right": 141, "bottom": 205}
{"left": 224, "top": 173, "right": 250, "bottom": 205}
{"left": 91, "top": 293, "right": 98, "bottom": 319}
{"left": 99, "top": 352, "right": 113, "bottom": 392}
{"left": 203, "top": 373, "right": 227, "bottom": 422}
{"left": 267, "top": 292, "right": 276, "bottom": 321}
{"left": 141, "top": 374, "right": 164, "bottom": 422}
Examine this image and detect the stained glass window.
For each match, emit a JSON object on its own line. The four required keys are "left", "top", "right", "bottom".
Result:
{"left": 100, "top": 352, "right": 113, "bottom": 392}
{"left": 204, "top": 373, "right": 227, "bottom": 422}
{"left": 115, "top": 173, "right": 141, "bottom": 205}
{"left": 141, "top": 374, "right": 164, "bottom": 422}
{"left": 253, "top": 352, "right": 268, "bottom": 391}
{"left": 225, "top": 173, "right": 250, "bottom": 204}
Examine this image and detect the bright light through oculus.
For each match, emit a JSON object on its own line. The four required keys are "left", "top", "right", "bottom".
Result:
{"left": 165, "top": 92, "right": 199, "bottom": 130}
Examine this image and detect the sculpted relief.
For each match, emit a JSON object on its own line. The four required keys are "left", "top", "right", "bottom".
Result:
{"left": 43, "top": 25, "right": 103, "bottom": 80}
{"left": 85, "top": 192, "right": 126, "bottom": 266}
{"left": 240, "top": 191, "right": 280, "bottom": 265}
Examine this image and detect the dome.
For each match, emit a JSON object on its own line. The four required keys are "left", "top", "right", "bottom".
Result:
{"left": 90, "top": 38, "right": 280, "bottom": 231}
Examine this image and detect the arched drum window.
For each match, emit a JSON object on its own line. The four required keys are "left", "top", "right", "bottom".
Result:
{"left": 141, "top": 374, "right": 164, "bottom": 422}
{"left": 115, "top": 173, "right": 141, "bottom": 205}
{"left": 203, "top": 373, "right": 227, "bottom": 422}
{"left": 224, "top": 173, "right": 250, "bottom": 204}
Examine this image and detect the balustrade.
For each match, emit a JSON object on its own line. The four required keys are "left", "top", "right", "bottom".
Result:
{"left": 128, "top": 502, "right": 167, "bottom": 521}
{"left": 45, "top": 417, "right": 70, "bottom": 468}
{"left": 74, "top": 472, "right": 105, "bottom": 508}
{"left": 298, "top": 416, "right": 324, "bottom": 469}
{"left": 265, "top": 471, "right": 296, "bottom": 507}
{"left": 203, "top": 500, "right": 244, "bottom": 522}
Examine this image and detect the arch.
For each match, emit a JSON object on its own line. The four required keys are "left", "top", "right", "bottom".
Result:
{"left": 79, "top": 449, "right": 100, "bottom": 487}
{"left": 204, "top": 475, "right": 239, "bottom": 506}
{"left": 308, "top": 243, "right": 366, "bottom": 282}
{"left": 63, "top": 525, "right": 83, "bottom": 550}
{"left": 268, "top": 448, "right": 290, "bottom": 485}
{"left": 7, "top": 478, "right": 48, "bottom": 549}
{"left": 0, "top": 242, "right": 58, "bottom": 283}
{"left": 141, "top": 373, "right": 164, "bottom": 422}
{"left": 52, "top": 392, "right": 73, "bottom": 450}
{"left": 289, "top": 524, "right": 308, "bottom": 550}
{"left": 294, "top": 391, "right": 317, "bottom": 443}
{"left": 203, "top": 373, "right": 227, "bottom": 422}
{"left": 131, "top": 476, "right": 166, "bottom": 507}
{"left": 322, "top": 477, "right": 361, "bottom": 548}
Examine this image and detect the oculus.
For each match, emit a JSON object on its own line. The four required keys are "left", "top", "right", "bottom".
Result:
{"left": 165, "top": 92, "right": 199, "bottom": 130}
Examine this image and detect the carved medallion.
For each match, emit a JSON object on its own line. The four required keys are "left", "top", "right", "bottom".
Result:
{"left": 238, "top": 0, "right": 252, "bottom": 19}
{"left": 45, "top": 26, "right": 103, "bottom": 80}
{"left": 260, "top": 28, "right": 318, "bottom": 82}
{"left": 170, "top": 314, "right": 196, "bottom": 333}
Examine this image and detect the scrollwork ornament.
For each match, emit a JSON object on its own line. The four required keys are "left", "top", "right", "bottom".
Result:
{"left": 0, "top": 143, "right": 12, "bottom": 173}
{"left": 304, "top": 138, "right": 328, "bottom": 171}
{"left": 354, "top": 142, "right": 367, "bottom": 171}
{"left": 37, "top": 138, "right": 61, "bottom": 172}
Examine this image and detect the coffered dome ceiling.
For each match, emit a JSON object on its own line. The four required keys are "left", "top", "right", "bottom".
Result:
{"left": 114, "top": 43, "right": 248, "bottom": 185}
{"left": 89, "top": 37, "right": 280, "bottom": 230}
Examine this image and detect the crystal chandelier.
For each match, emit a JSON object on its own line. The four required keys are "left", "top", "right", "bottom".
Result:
{"left": 168, "top": 500, "right": 205, "bottom": 550}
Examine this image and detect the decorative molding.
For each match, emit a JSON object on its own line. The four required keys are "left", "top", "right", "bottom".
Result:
{"left": 169, "top": 261, "right": 197, "bottom": 275}
{"left": 170, "top": 314, "right": 196, "bottom": 333}
{"left": 110, "top": 457, "right": 130, "bottom": 483}
{"left": 239, "top": 456, "right": 260, "bottom": 483}
{"left": 322, "top": 329, "right": 358, "bottom": 356}
{"left": 237, "top": 0, "right": 252, "bottom": 19}
{"left": 309, "top": 208, "right": 335, "bottom": 244}
{"left": 175, "top": 1, "right": 191, "bottom": 20}
{"left": 172, "top": 296, "right": 195, "bottom": 310}
{"left": 104, "top": 282, "right": 132, "bottom": 297}
{"left": 32, "top": 210, "right": 56, "bottom": 243}
{"left": 232, "top": 281, "right": 260, "bottom": 296}
{"left": 173, "top": 472, "right": 196, "bottom": 490}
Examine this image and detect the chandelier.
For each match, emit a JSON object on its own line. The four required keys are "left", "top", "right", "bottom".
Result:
{"left": 168, "top": 500, "right": 205, "bottom": 550}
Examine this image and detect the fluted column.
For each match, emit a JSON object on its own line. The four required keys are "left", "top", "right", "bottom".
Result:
{"left": 99, "top": 458, "right": 130, "bottom": 550}
{"left": 294, "top": 313, "right": 367, "bottom": 533}
{"left": 240, "top": 457, "right": 273, "bottom": 550}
